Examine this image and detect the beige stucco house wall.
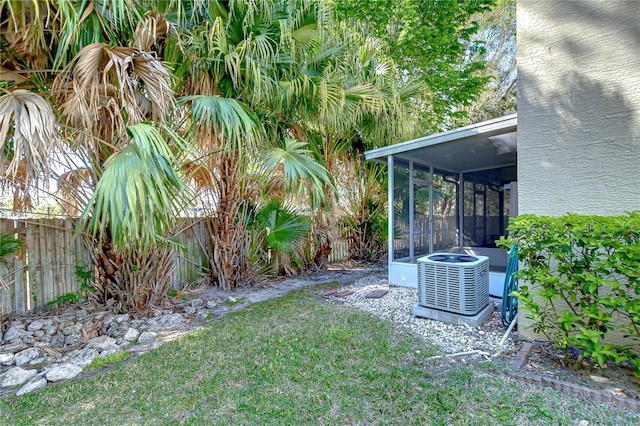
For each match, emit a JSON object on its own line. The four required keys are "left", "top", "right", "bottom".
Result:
{"left": 517, "top": 0, "right": 640, "bottom": 340}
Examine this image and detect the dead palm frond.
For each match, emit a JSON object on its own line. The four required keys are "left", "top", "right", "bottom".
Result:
{"left": 52, "top": 43, "right": 175, "bottom": 149}
{"left": 133, "top": 10, "right": 171, "bottom": 52}
{"left": 56, "top": 168, "right": 92, "bottom": 216}
{"left": 0, "top": 89, "right": 59, "bottom": 205}
{"left": 0, "top": 1, "right": 54, "bottom": 73}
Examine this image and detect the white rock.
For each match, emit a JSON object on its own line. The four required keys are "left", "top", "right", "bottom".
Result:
{"left": 206, "top": 300, "right": 217, "bottom": 309}
{"left": 190, "top": 298, "right": 204, "bottom": 308}
{"left": 3, "top": 326, "right": 25, "bottom": 342}
{"left": 2, "top": 367, "right": 37, "bottom": 388}
{"left": 196, "top": 309, "right": 210, "bottom": 321}
{"left": 0, "top": 352, "right": 15, "bottom": 366}
{"left": 45, "top": 363, "right": 82, "bottom": 382}
{"left": 123, "top": 327, "right": 140, "bottom": 342}
{"left": 156, "top": 314, "right": 183, "bottom": 328}
{"left": 14, "top": 347, "right": 42, "bottom": 366}
{"left": 99, "top": 347, "right": 120, "bottom": 358}
{"left": 86, "top": 335, "right": 117, "bottom": 352}
{"left": 27, "top": 320, "right": 44, "bottom": 332}
{"left": 66, "top": 348, "right": 99, "bottom": 368}
{"left": 137, "top": 331, "right": 157, "bottom": 345}
{"left": 16, "top": 377, "right": 47, "bottom": 396}
{"left": 115, "top": 314, "right": 130, "bottom": 323}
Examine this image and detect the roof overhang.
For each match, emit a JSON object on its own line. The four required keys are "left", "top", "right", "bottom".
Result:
{"left": 365, "top": 114, "right": 517, "bottom": 185}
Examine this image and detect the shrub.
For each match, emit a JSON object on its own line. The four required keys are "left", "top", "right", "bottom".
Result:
{"left": 498, "top": 212, "right": 640, "bottom": 374}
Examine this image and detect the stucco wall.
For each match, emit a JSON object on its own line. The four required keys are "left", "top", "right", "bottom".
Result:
{"left": 518, "top": 0, "right": 640, "bottom": 216}
{"left": 517, "top": 0, "right": 640, "bottom": 341}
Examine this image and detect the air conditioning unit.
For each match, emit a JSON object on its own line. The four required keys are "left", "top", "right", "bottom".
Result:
{"left": 417, "top": 253, "right": 489, "bottom": 316}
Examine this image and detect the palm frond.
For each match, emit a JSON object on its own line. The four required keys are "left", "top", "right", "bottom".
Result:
{"left": 56, "top": 168, "right": 92, "bottom": 216}
{"left": 0, "top": 89, "right": 58, "bottom": 197}
{"left": 183, "top": 95, "right": 262, "bottom": 154}
{"left": 80, "top": 123, "right": 189, "bottom": 252}
{"left": 260, "top": 138, "right": 335, "bottom": 206}
{"left": 256, "top": 199, "right": 310, "bottom": 255}
{"left": 53, "top": 43, "right": 175, "bottom": 149}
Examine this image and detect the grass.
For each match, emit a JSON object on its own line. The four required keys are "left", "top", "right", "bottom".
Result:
{"left": 84, "top": 350, "right": 132, "bottom": 372}
{"left": 1, "top": 289, "right": 638, "bottom": 425}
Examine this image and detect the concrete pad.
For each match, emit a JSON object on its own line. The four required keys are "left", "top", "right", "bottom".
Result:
{"left": 411, "top": 303, "right": 494, "bottom": 327}
{"left": 334, "top": 290, "right": 354, "bottom": 298}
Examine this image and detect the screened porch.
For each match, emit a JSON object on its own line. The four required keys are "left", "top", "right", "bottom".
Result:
{"left": 365, "top": 114, "right": 518, "bottom": 297}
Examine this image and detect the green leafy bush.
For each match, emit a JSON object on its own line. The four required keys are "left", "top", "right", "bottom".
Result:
{"left": 498, "top": 212, "right": 640, "bottom": 374}
{"left": 0, "top": 233, "right": 23, "bottom": 264}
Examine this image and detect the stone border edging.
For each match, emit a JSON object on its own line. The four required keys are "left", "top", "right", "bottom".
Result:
{"left": 508, "top": 342, "right": 640, "bottom": 413}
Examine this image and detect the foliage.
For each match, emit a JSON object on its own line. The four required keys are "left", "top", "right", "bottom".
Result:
{"left": 0, "top": 0, "right": 491, "bottom": 306}
{"left": 0, "top": 232, "right": 23, "bottom": 290}
{"left": 0, "top": 232, "right": 22, "bottom": 263}
{"left": 88, "top": 244, "right": 177, "bottom": 313}
{"left": 332, "top": 0, "right": 493, "bottom": 132}
{"left": 457, "top": 0, "right": 517, "bottom": 125}
{"left": 252, "top": 199, "right": 312, "bottom": 276}
{"left": 80, "top": 123, "right": 189, "bottom": 253}
{"left": 46, "top": 265, "right": 93, "bottom": 308}
{"left": 498, "top": 213, "right": 640, "bottom": 374}
{"left": 340, "top": 163, "right": 387, "bottom": 262}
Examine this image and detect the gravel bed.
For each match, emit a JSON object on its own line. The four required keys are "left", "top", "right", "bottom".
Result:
{"left": 330, "top": 275, "right": 518, "bottom": 357}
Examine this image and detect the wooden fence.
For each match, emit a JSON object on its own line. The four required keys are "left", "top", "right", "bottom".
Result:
{"left": 1, "top": 218, "right": 350, "bottom": 315}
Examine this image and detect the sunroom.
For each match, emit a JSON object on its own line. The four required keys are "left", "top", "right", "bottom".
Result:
{"left": 365, "top": 114, "right": 517, "bottom": 298}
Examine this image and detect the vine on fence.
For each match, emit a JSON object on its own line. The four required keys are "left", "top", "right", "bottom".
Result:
{"left": 498, "top": 212, "right": 640, "bottom": 375}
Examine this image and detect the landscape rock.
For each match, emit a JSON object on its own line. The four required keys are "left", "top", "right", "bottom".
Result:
{"left": 1, "top": 344, "right": 29, "bottom": 354}
{"left": 3, "top": 326, "right": 25, "bottom": 342}
{"left": 14, "top": 348, "right": 42, "bottom": 367}
{"left": 27, "top": 320, "right": 44, "bottom": 332}
{"left": 206, "top": 301, "right": 217, "bottom": 309}
{"left": 137, "top": 332, "right": 157, "bottom": 346}
{"left": 2, "top": 367, "right": 37, "bottom": 388}
{"left": 184, "top": 306, "right": 196, "bottom": 315}
{"left": 64, "top": 333, "right": 81, "bottom": 347}
{"left": 98, "top": 347, "right": 120, "bottom": 358}
{"left": 45, "top": 364, "right": 82, "bottom": 382}
{"left": 49, "top": 333, "right": 65, "bottom": 348}
{"left": 65, "top": 348, "right": 98, "bottom": 369}
{"left": 190, "top": 298, "right": 204, "bottom": 308}
{"left": 62, "top": 323, "right": 82, "bottom": 336}
{"left": 123, "top": 327, "right": 140, "bottom": 342}
{"left": 0, "top": 353, "right": 15, "bottom": 366}
{"left": 16, "top": 377, "right": 47, "bottom": 396}
{"left": 86, "top": 335, "right": 117, "bottom": 352}
{"left": 196, "top": 309, "right": 210, "bottom": 321}
{"left": 155, "top": 314, "right": 183, "bottom": 328}
{"left": 115, "top": 314, "right": 130, "bottom": 323}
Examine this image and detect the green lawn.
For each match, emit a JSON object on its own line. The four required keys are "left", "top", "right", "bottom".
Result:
{"left": 2, "top": 289, "right": 637, "bottom": 425}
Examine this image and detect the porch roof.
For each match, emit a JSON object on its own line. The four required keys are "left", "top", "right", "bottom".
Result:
{"left": 365, "top": 114, "right": 517, "bottom": 185}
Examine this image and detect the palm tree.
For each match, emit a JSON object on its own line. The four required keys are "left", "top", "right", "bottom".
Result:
{"left": 1, "top": 0, "right": 191, "bottom": 311}
{"left": 1, "top": 0, "right": 426, "bottom": 307}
